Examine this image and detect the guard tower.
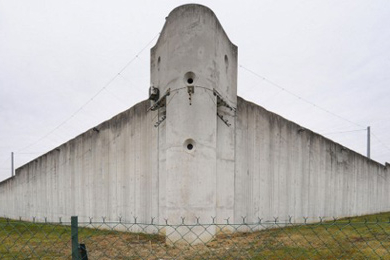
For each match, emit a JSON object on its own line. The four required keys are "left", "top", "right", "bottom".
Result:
{"left": 149, "top": 4, "right": 238, "bottom": 243}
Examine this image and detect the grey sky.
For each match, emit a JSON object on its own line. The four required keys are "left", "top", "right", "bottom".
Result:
{"left": 0, "top": 0, "right": 389, "bottom": 182}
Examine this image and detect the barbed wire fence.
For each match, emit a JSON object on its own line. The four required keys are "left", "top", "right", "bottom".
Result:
{"left": 1, "top": 215, "right": 390, "bottom": 259}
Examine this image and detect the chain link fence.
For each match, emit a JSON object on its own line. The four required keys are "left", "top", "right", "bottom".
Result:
{"left": 1, "top": 215, "right": 390, "bottom": 259}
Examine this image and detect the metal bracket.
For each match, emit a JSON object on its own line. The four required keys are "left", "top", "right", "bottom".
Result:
{"left": 187, "top": 86, "right": 194, "bottom": 105}
{"left": 213, "top": 89, "right": 236, "bottom": 112}
{"left": 147, "top": 88, "right": 170, "bottom": 112}
{"left": 214, "top": 89, "right": 235, "bottom": 127}
{"left": 217, "top": 112, "right": 231, "bottom": 127}
{"left": 154, "top": 115, "right": 166, "bottom": 127}
{"left": 187, "top": 86, "right": 194, "bottom": 94}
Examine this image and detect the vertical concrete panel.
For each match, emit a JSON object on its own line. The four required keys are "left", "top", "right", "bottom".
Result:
{"left": 125, "top": 108, "right": 136, "bottom": 221}
{"left": 308, "top": 134, "right": 319, "bottom": 219}
{"left": 216, "top": 108, "right": 236, "bottom": 223}
{"left": 255, "top": 106, "right": 269, "bottom": 220}
{"left": 234, "top": 99, "right": 248, "bottom": 221}
{"left": 157, "top": 109, "right": 166, "bottom": 223}
{"left": 115, "top": 113, "right": 125, "bottom": 221}
{"left": 317, "top": 138, "right": 328, "bottom": 218}
{"left": 251, "top": 107, "right": 262, "bottom": 221}
{"left": 107, "top": 120, "right": 116, "bottom": 221}
{"left": 148, "top": 104, "right": 159, "bottom": 222}
{"left": 277, "top": 118, "right": 289, "bottom": 220}
{"left": 245, "top": 104, "right": 255, "bottom": 221}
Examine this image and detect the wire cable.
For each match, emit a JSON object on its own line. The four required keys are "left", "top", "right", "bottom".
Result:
{"left": 322, "top": 129, "right": 367, "bottom": 135}
{"left": 239, "top": 64, "right": 365, "bottom": 128}
{"left": 239, "top": 65, "right": 390, "bottom": 160}
{"left": 17, "top": 32, "right": 160, "bottom": 153}
{"left": 372, "top": 132, "right": 390, "bottom": 153}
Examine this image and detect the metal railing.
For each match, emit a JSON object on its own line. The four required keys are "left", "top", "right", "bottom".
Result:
{"left": 1, "top": 215, "right": 390, "bottom": 259}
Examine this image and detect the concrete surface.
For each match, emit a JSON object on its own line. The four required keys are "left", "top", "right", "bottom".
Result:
{"left": 0, "top": 100, "right": 159, "bottom": 224}
{"left": 150, "top": 4, "right": 237, "bottom": 243}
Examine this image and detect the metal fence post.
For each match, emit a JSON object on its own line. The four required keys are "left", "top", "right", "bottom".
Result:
{"left": 71, "top": 216, "right": 79, "bottom": 260}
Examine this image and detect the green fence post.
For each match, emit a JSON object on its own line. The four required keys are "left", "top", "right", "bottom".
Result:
{"left": 71, "top": 216, "right": 79, "bottom": 260}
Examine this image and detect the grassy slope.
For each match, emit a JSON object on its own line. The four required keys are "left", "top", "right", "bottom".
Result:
{"left": 0, "top": 212, "right": 390, "bottom": 259}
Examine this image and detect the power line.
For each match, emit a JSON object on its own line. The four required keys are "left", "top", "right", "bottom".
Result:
{"left": 14, "top": 152, "right": 42, "bottom": 155}
{"left": 102, "top": 88, "right": 132, "bottom": 107}
{"left": 239, "top": 65, "right": 390, "bottom": 158}
{"left": 323, "top": 129, "right": 367, "bottom": 135}
{"left": 117, "top": 73, "right": 146, "bottom": 95}
{"left": 18, "top": 32, "right": 160, "bottom": 153}
{"left": 372, "top": 132, "right": 390, "bottom": 153}
{"left": 239, "top": 64, "right": 365, "bottom": 128}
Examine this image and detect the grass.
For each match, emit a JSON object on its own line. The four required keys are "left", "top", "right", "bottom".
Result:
{"left": 1, "top": 212, "right": 390, "bottom": 259}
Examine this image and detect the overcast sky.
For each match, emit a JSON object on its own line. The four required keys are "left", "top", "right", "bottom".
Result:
{"left": 0, "top": 0, "right": 389, "bottom": 182}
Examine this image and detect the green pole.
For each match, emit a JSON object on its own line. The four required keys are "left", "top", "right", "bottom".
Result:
{"left": 71, "top": 216, "right": 79, "bottom": 260}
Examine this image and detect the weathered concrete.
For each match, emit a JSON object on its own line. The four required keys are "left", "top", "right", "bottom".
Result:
{"left": 235, "top": 97, "right": 390, "bottom": 224}
{"left": 1, "top": 95, "right": 388, "bottom": 222}
{"left": 0, "top": 100, "right": 159, "bottom": 223}
{"left": 0, "top": 3, "right": 389, "bottom": 244}
{"left": 150, "top": 4, "right": 237, "bottom": 243}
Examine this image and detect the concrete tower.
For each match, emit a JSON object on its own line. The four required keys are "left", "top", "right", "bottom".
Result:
{"left": 150, "top": 4, "right": 237, "bottom": 242}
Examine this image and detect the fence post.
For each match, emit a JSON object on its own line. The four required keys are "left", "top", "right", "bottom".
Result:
{"left": 71, "top": 216, "right": 79, "bottom": 260}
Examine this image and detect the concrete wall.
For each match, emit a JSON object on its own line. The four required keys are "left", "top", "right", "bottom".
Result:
{"left": 0, "top": 100, "right": 159, "bottom": 223}
{"left": 2, "top": 96, "right": 388, "bottom": 224}
{"left": 0, "top": 96, "right": 389, "bottom": 230}
{"left": 235, "top": 97, "right": 390, "bottom": 223}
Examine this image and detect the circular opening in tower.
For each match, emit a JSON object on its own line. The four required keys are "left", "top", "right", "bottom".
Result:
{"left": 183, "top": 139, "right": 196, "bottom": 152}
{"left": 184, "top": 72, "right": 196, "bottom": 86}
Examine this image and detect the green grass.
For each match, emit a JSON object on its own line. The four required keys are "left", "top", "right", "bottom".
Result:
{"left": 1, "top": 212, "right": 390, "bottom": 259}
{"left": 0, "top": 219, "right": 71, "bottom": 259}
